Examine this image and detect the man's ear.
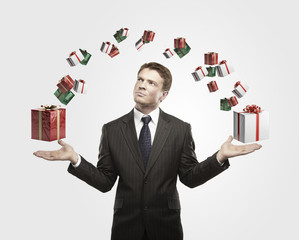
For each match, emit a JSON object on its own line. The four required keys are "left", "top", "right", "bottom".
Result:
{"left": 160, "top": 91, "right": 169, "bottom": 102}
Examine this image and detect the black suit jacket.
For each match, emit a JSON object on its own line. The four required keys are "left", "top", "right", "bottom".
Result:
{"left": 68, "top": 109, "right": 229, "bottom": 240}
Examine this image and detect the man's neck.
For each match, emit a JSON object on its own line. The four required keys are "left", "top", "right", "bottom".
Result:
{"left": 135, "top": 105, "right": 159, "bottom": 115}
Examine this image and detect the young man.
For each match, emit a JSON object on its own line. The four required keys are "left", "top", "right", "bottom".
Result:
{"left": 34, "top": 62, "right": 261, "bottom": 240}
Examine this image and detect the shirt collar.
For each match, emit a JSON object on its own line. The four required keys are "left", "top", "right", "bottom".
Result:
{"left": 134, "top": 107, "right": 160, "bottom": 126}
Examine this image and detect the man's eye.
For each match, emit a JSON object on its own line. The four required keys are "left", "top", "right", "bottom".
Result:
{"left": 149, "top": 81, "right": 155, "bottom": 85}
{"left": 137, "top": 78, "right": 143, "bottom": 82}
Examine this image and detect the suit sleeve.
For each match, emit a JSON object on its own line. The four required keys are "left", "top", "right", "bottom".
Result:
{"left": 67, "top": 124, "right": 118, "bottom": 193}
{"left": 178, "top": 124, "right": 230, "bottom": 188}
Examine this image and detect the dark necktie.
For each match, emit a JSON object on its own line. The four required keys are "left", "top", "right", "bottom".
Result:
{"left": 139, "top": 116, "right": 152, "bottom": 168}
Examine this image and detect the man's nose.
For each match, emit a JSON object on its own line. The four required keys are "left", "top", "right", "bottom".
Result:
{"left": 139, "top": 81, "right": 146, "bottom": 89}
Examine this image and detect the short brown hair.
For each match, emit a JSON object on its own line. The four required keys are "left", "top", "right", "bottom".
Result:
{"left": 138, "top": 62, "right": 172, "bottom": 91}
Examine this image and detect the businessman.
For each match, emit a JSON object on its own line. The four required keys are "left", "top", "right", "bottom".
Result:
{"left": 34, "top": 62, "right": 261, "bottom": 240}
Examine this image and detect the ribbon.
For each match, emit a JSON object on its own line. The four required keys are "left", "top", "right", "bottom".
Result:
{"left": 195, "top": 66, "right": 206, "bottom": 77}
{"left": 79, "top": 80, "right": 85, "bottom": 94}
{"left": 234, "top": 81, "right": 247, "bottom": 93}
{"left": 165, "top": 48, "right": 173, "bottom": 56}
{"left": 136, "top": 39, "right": 145, "bottom": 50}
{"left": 219, "top": 60, "right": 230, "bottom": 74}
{"left": 122, "top": 28, "right": 129, "bottom": 36}
{"left": 38, "top": 106, "right": 61, "bottom": 140}
{"left": 70, "top": 51, "right": 81, "bottom": 63}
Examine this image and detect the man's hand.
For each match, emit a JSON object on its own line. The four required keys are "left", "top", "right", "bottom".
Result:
{"left": 33, "top": 140, "right": 78, "bottom": 165}
{"left": 216, "top": 136, "right": 262, "bottom": 163}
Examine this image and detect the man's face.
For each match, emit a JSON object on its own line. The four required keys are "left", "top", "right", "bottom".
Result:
{"left": 133, "top": 68, "right": 168, "bottom": 111}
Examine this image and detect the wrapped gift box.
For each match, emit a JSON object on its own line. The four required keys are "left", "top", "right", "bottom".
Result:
{"left": 108, "top": 44, "right": 120, "bottom": 58}
{"left": 100, "top": 41, "right": 113, "bottom": 54}
{"left": 220, "top": 98, "right": 231, "bottom": 111}
{"left": 174, "top": 38, "right": 186, "bottom": 49}
{"left": 73, "top": 79, "right": 87, "bottom": 94}
{"left": 192, "top": 66, "right": 208, "bottom": 81}
{"left": 232, "top": 81, "right": 249, "bottom": 98}
{"left": 174, "top": 42, "right": 191, "bottom": 58}
{"left": 66, "top": 50, "right": 85, "bottom": 66}
{"left": 227, "top": 96, "right": 238, "bottom": 107}
{"left": 233, "top": 105, "right": 269, "bottom": 143}
{"left": 79, "top": 49, "right": 92, "bottom": 65}
{"left": 31, "top": 105, "right": 66, "bottom": 141}
{"left": 135, "top": 38, "right": 146, "bottom": 51}
{"left": 120, "top": 28, "right": 129, "bottom": 37}
{"left": 207, "top": 66, "right": 216, "bottom": 77}
{"left": 57, "top": 75, "right": 74, "bottom": 93}
{"left": 163, "top": 48, "right": 174, "bottom": 58}
{"left": 142, "top": 30, "right": 155, "bottom": 42}
{"left": 216, "top": 60, "right": 234, "bottom": 77}
{"left": 54, "top": 88, "right": 75, "bottom": 105}
{"left": 114, "top": 29, "right": 127, "bottom": 43}
{"left": 207, "top": 81, "right": 218, "bottom": 92}
{"left": 204, "top": 52, "right": 218, "bottom": 65}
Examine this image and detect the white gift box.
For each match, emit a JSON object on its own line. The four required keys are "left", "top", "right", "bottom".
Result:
{"left": 232, "top": 81, "right": 249, "bottom": 98}
{"left": 100, "top": 41, "right": 113, "bottom": 54}
{"left": 233, "top": 110, "right": 269, "bottom": 143}
{"left": 216, "top": 60, "right": 234, "bottom": 77}
{"left": 66, "top": 50, "right": 85, "bottom": 66}
{"left": 73, "top": 80, "right": 87, "bottom": 94}
{"left": 163, "top": 48, "right": 174, "bottom": 59}
{"left": 191, "top": 66, "right": 208, "bottom": 81}
{"left": 120, "top": 28, "right": 129, "bottom": 37}
{"left": 135, "top": 38, "right": 145, "bottom": 51}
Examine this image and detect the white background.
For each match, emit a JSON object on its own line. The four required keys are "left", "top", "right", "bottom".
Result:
{"left": 1, "top": 0, "right": 298, "bottom": 239}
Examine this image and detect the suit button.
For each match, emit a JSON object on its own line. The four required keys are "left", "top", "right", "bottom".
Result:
{"left": 144, "top": 179, "right": 147, "bottom": 184}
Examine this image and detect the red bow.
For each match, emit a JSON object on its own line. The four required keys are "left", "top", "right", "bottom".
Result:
{"left": 243, "top": 104, "right": 261, "bottom": 113}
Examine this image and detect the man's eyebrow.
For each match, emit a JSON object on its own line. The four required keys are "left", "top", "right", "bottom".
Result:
{"left": 137, "top": 76, "right": 157, "bottom": 83}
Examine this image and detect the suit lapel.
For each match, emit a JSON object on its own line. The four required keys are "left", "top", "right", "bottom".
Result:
{"left": 145, "top": 109, "right": 171, "bottom": 178}
{"left": 120, "top": 110, "right": 145, "bottom": 174}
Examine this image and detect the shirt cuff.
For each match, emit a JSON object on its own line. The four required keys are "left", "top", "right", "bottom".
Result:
{"left": 71, "top": 154, "right": 81, "bottom": 168}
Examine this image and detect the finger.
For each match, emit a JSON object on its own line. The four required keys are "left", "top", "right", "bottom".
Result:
{"left": 58, "top": 139, "right": 66, "bottom": 146}
{"left": 226, "top": 135, "right": 233, "bottom": 143}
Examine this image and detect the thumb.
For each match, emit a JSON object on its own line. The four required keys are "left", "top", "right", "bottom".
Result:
{"left": 226, "top": 135, "right": 233, "bottom": 143}
{"left": 58, "top": 139, "right": 67, "bottom": 146}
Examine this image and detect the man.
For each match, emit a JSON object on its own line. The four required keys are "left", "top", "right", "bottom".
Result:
{"left": 34, "top": 62, "right": 261, "bottom": 240}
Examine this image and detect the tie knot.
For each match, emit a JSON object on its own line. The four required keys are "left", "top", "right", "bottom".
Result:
{"left": 141, "top": 116, "right": 151, "bottom": 125}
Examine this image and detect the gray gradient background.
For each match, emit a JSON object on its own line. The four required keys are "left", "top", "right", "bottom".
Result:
{"left": 1, "top": 0, "right": 298, "bottom": 239}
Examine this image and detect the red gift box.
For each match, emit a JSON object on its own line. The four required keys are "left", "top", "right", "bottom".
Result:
{"left": 204, "top": 52, "right": 218, "bottom": 65}
{"left": 108, "top": 44, "right": 120, "bottom": 58}
{"left": 31, "top": 105, "right": 66, "bottom": 141}
{"left": 227, "top": 96, "right": 238, "bottom": 107}
{"left": 207, "top": 81, "right": 218, "bottom": 92}
{"left": 57, "top": 75, "right": 74, "bottom": 93}
{"left": 174, "top": 38, "right": 186, "bottom": 49}
{"left": 142, "top": 30, "right": 155, "bottom": 42}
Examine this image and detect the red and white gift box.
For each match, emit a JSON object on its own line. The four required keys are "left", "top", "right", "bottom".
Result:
{"left": 204, "top": 52, "right": 218, "bottom": 65}
{"left": 216, "top": 60, "right": 234, "bottom": 77}
{"left": 57, "top": 75, "right": 74, "bottom": 93}
{"left": 135, "top": 38, "right": 146, "bottom": 51}
{"left": 142, "top": 30, "right": 155, "bottom": 42}
{"left": 100, "top": 41, "right": 113, "bottom": 54}
{"left": 108, "top": 44, "right": 120, "bottom": 58}
{"left": 174, "top": 38, "right": 186, "bottom": 49}
{"left": 73, "top": 79, "right": 87, "bottom": 94}
{"left": 207, "top": 81, "right": 218, "bottom": 92}
{"left": 163, "top": 48, "right": 174, "bottom": 58}
{"left": 66, "top": 50, "right": 85, "bottom": 66}
{"left": 120, "top": 28, "right": 129, "bottom": 37}
{"left": 233, "top": 105, "right": 269, "bottom": 143}
{"left": 227, "top": 96, "right": 238, "bottom": 107}
{"left": 232, "top": 81, "right": 249, "bottom": 98}
{"left": 192, "top": 66, "right": 208, "bottom": 81}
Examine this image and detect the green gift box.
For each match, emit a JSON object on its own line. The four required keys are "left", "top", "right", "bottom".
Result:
{"left": 174, "top": 42, "right": 191, "bottom": 58}
{"left": 113, "top": 30, "right": 127, "bottom": 43}
{"left": 207, "top": 66, "right": 216, "bottom": 77}
{"left": 220, "top": 98, "right": 231, "bottom": 111}
{"left": 54, "top": 88, "right": 75, "bottom": 105}
{"left": 79, "top": 49, "right": 92, "bottom": 65}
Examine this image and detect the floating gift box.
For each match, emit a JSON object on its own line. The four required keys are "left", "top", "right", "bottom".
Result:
{"left": 54, "top": 88, "right": 75, "bottom": 105}
{"left": 174, "top": 42, "right": 191, "bottom": 58}
{"left": 57, "top": 75, "right": 74, "bottom": 93}
{"left": 73, "top": 79, "right": 87, "bottom": 94}
{"left": 174, "top": 38, "right": 186, "bottom": 49}
{"left": 227, "top": 96, "right": 238, "bottom": 107}
{"left": 100, "top": 41, "right": 113, "bottom": 54}
{"left": 163, "top": 48, "right": 174, "bottom": 58}
{"left": 220, "top": 98, "right": 231, "bottom": 111}
{"left": 66, "top": 50, "right": 85, "bottom": 66}
{"left": 207, "top": 66, "right": 216, "bottom": 77}
{"left": 31, "top": 105, "right": 66, "bottom": 141}
{"left": 108, "top": 44, "right": 120, "bottom": 58}
{"left": 142, "top": 30, "right": 155, "bottom": 42}
{"left": 204, "top": 52, "right": 218, "bottom": 65}
{"left": 120, "top": 28, "right": 129, "bottom": 37}
{"left": 114, "top": 28, "right": 128, "bottom": 43}
{"left": 232, "top": 81, "right": 249, "bottom": 98}
{"left": 233, "top": 104, "right": 269, "bottom": 143}
{"left": 216, "top": 60, "right": 234, "bottom": 77}
{"left": 79, "top": 49, "right": 92, "bottom": 65}
{"left": 135, "top": 37, "right": 146, "bottom": 51}
{"left": 192, "top": 66, "right": 208, "bottom": 81}
{"left": 207, "top": 81, "right": 218, "bottom": 92}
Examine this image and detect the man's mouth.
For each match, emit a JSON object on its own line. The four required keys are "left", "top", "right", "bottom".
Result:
{"left": 136, "top": 92, "right": 146, "bottom": 96}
